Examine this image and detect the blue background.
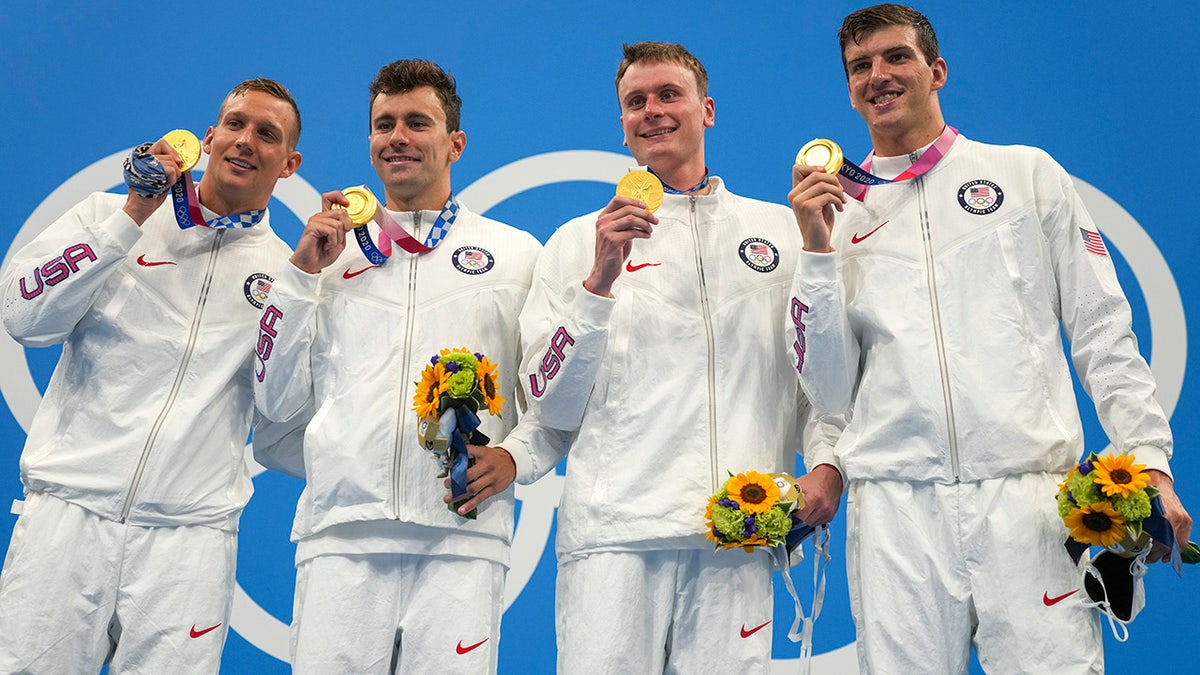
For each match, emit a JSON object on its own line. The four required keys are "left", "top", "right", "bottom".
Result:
{"left": 1, "top": 1, "right": 1195, "bottom": 672}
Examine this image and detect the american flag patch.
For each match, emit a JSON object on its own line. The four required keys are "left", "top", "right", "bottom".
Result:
{"left": 1079, "top": 228, "right": 1108, "bottom": 256}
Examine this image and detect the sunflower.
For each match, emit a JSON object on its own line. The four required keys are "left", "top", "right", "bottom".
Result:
{"left": 1064, "top": 502, "right": 1128, "bottom": 548}
{"left": 477, "top": 356, "right": 505, "bottom": 416}
{"left": 725, "top": 471, "right": 781, "bottom": 515}
{"left": 412, "top": 361, "right": 447, "bottom": 418}
{"left": 1091, "top": 453, "right": 1151, "bottom": 499}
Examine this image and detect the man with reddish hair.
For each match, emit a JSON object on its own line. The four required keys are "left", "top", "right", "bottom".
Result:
{"left": 507, "top": 41, "right": 841, "bottom": 672}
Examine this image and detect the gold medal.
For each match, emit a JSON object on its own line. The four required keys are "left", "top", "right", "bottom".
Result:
{"left": 163, "top": 129, "right": 202, "bottom": 172}
{"left": 795, "top": 138, "right": 844, "bottom": 175}
{"left": 338, "top": 185, "right": 380, "bottom": 225}
{"left": 615, "top": 170, "right": 664, "bottom": 213}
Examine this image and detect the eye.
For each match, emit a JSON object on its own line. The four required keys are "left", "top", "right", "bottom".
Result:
{"left": 661, "top": 90, "right": 679, "bottom": 101}
{"left": 625, "top": 95, "right": 646, "bottom": 110}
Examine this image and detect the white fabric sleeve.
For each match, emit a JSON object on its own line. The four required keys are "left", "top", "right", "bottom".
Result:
{"left": 787, "top": 249, "right": 860, "bottom": 415}
{"left": 2, "top": 193, "right": 143, "bottom": 346}
{"left": 253, "top": 261, "right": 320, "bottom": 424}
{"left": 1042, "top": 156, "right": 1174, "bottom": 476}
{"left": 517, "top": 220, "right": 615, "bottom": 431}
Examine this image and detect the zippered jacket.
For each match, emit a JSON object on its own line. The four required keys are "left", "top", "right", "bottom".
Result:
{"left": 2, "top": 192, "right": 292, "bottom": 528}
{"left": 253, "top": 204, "right": 542, "bottom": 566}
{"left": 788, "top": 136, "right": 1174, "bottom": 483}
{"left": 507, "top": 178, "right": 823, "bottom": 557}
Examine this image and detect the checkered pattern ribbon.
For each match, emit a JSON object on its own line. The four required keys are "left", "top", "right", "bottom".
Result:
{"left": 353, "top": 193, "right": 461, "bottom": 265}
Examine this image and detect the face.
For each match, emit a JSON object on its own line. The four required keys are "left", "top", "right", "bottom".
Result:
{"left": 201, "top": 90, "right": 302, "bottom": 210}
{"left": 843, "top": 24, "right": 947, "bottom": 154}
{"left": 369, "top": 86, "right": 466, "bottom": 209}
{"left": 618, "top": 60, "right": 714, "bottom": 172}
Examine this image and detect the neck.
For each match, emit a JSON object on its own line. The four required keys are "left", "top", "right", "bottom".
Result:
{"left": 385, "top": 183, "right": 452, "bottom": 213}
{"left": 647, "top": 157, "right": 709, "bottom": 194}
{"left": 870, "top": 116, "right": 946, "bottom": 157}
{"left": 196, "top": 181, "right": 268, "bottom": 216}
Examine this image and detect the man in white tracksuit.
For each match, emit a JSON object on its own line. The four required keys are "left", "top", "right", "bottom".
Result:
{"left": 0, "top": 79, "right": 303, "bottom": 673}
{"left": 502, "top": 42, "right": 843, "bottom": 673}
{"left": 787, "top": 4, "right": 1192, "bottom": 672}
{"left": 253, "top": 59, "right": 543, "bottom": 674}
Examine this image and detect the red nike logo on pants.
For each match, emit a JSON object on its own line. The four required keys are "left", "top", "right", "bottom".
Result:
{"left": 456, "top": 637, "right": 488, "bottom": 654}
{"left": 190, "top": 623, "right": 222, "bottom": 638}
{"left": 740, "top": 620, "right": 771, "bottom": 638}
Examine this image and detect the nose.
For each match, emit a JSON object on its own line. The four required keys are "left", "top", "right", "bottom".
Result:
{"left": 235, "top": 127, "right": 255, "bottom": 150}
{"left": 643, "top": 95, "right": 664, "bottom": 117}
{"left": 869, "top": 57, "right": 891, "bottom": 83}
{"left": 388, "top": 124, "right": 410, "bottom": 146}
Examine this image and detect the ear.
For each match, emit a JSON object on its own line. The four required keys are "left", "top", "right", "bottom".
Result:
{"left": 279, "top": 151, "right": 302, "bottom": 178}
{"left": 202, "top": 126, "right": 216, "bottom": 154}
{"left": 930, "top": 57, "right": 948, "bottom": 92}
{"left": 847, "top": 83, "right": 856, "bottom": 110}
{"left": 703, "top": 96, "right": 715, "bottom": 129}
{"left": 449, "top": 129, "right": 467, "bottom": 163}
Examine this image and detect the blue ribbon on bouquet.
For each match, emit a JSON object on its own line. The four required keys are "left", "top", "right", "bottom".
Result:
{"left": 447, "top": 404, "right": 490, "bottom": 519}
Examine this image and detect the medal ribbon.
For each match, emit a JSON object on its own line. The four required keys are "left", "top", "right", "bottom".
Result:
{"left": 648, "top": 166, "right": 710, "bottom": 194}
{"left": 353, "top": 194, "right": 461, "bottom": 266}
{"left": 837, "top": 125, "right": 959, "bottom": 201}
{"left": 170, "top": 172, "right": 265, "bottom": 229}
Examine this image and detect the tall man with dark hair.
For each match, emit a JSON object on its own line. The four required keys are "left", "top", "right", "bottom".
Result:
{"left": 0, "top": 78, "right": 303, "bottom": 673}
{"left": 788, "top": 4, "right": 1191, "bottom": 671}
{"left": 505, "top": 42, "right": 842, "bottom": 672}
{"left": 254, "top": 59, "right": 542, "bottom": 674}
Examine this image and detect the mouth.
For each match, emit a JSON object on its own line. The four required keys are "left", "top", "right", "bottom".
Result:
{"left": 384, "top": 154, "right": 419, "bottom": 164}
{"left": 870, "top": 91, "right": 901, "bottom": 107}
{"left": 639, "top": 127, "right": 676, "bottom": 139}
{"left": 226, "top": 157, "right": 255, "bottom": 170}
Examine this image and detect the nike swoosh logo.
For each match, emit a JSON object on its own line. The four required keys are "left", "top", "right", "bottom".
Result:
{"left": 137, "top": 254, "right": 176, "bottom": 267}
{"left": 740, "top": 620, "right": 771, "bottom": 638}
{"left": 189, "top": 623, "right": 222, "bottom": 638}
{"left": 1042, "top": 589, "right": 1079, "bottom": 606}
{"left": 456, "top": 637, "right": 488, "bottom": 654}
{"left": 625, "top": 261, "right": 661, "bottom": 272}
{"left": 343, "top": 266, "right": 373, "bottom": 279}
{"left": 850, "top": 220, "right": 890, "bottom": 244}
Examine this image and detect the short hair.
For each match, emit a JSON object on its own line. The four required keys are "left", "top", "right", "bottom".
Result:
{"left": 615, "top": 42, "right": 709, "bottom": 98}
{"left": 838, "top": 4, "right": 940, "bottom": 74}
{"left": 368, "top": 59, "right": 463, "bottom": 132}
{"left": 218, "top": 78, "right": 302, "bottom": 149}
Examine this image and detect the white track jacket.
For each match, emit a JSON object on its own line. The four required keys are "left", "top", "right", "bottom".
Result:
{"left": 254, "top": 204, "right": 542, "bottom": 566}
{"left": 787, "top": 135, "right": 1174, "bottom": 483}
{"left": 2, "top": 192, "right": 292, "bottom": 529}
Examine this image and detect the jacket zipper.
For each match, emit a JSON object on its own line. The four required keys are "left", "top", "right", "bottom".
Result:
{"left": 392, "top": 212, "right": 422, "bottom": 518}
{"left": 687, "top": 197, "right": 720, "bottom": 491}
{"left": 916, "top": 173, "right": 961, "bottom": 482}
{"left": 121, "top": 228, "right": 225, "bottom": 521}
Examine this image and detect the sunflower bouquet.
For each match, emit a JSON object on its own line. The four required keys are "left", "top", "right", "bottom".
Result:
{"left": 705, "top": 471, "right": 805, "bottom": 552}
{"left": 413, "top": 347, "right": 505, "bottom": 519}
{"left": 1057, "top": 452, "right": 1198, "bottom": 563}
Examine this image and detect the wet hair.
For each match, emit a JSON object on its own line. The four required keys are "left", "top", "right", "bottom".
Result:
{"left": 615, "top": 42, "right": 709, "bottom": 97}
{"left": 369, "top": 59, "right": 462, "bottom": 132}
{"left": 218, "top": 78, "right": 302, "bottom": 149}
{"left": 838, "top": 4, "right": 940, "bottom": 75}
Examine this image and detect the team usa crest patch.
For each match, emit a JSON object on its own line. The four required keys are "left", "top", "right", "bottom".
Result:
{"left": 957, "top": 179, "right": 1004, "bottom": 215}
{"left": 738, "top": 237, "right": 779, "bottom": 273}
{"left": 452, "top": 246, "right": 495, "bottom": 275}
{"left": 244, "top": 273, "right": 273, "bottom": 309}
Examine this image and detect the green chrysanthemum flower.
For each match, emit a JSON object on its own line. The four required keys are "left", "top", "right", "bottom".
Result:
{"left": 1110, "top": 489, "right": 1152, "bottom": 523}
{"left": 756, "top": 506, "right": 792, "bottom": 542}
{"left": 711, "top": 504, "right": 746, "bottom": 540}
{"left": 439, "top": 351, "right": 479, "bottom": 374}
{"left": 446, "top": 370, "right": 477, "bottom": 398}
{"left": 1065, "top": 471, "right": 1102, "bottom": 508}
{"left": 1056, "top": 490, "right": 1076, "bottom": 519}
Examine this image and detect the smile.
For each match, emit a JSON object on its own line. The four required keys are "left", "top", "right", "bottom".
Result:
{"left": 640, "top": 127, "right": 675, "bottom": 138}
{"left": 871, "top": 92, "right": 900, "bottom": 105}
{"left": 227, "top": 158, "right": 254, "bottom": 169}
